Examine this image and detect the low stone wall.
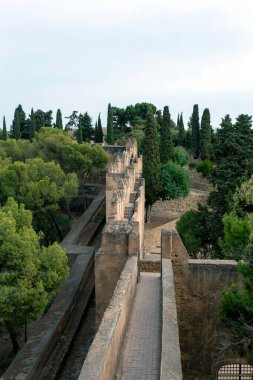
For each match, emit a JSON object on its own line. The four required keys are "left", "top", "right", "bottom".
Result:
{"left": 161, "top": 259, "right": 182, "bottom": 380}
{"left": 78, "top": 256, "right": 138, "bottom": 380}
{"left": 2, "top": 250, "right": 94, "bottom": 380}
{"left": 144, "top": 219, "right": 178, "bottom": 253}
{"left": 161, "top": 228, "right": 240, "bottom": 380}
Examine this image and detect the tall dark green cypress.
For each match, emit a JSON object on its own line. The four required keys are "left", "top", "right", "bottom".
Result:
{"left": 106, "top": 103, "right": 114, "bottom": 144}
{"left": 55, "top": 109, "right": 63, "bottom": 129}
{"left": 94, "top": 121, "right": 98, "bottom": 143}
{"left": 160, "top": 106, "right": 174, "bottom": 164}
{"left": 97, "top": 113, "right": 103, "bottom": 143}
{"left": 191, "top": 104, "right": 200, "bottom": 159}
{"left": 143, "top": 112, "right": 161, "bottom": 221}
{"left": 77, "top": 116, "right": 83, "bottom": 144}
{"left": 200, "top": 108, "right": 211, "bottom": 160}
{"left": 2, "top": 116, "right": 7, "bottom": 140}
{"left": 29, "top": 108, "right": 35, "bottom": 141}
{"left": 176, "top": 113, "right": 180, "bottom": 128}
{"left": 81, "top": 112, "right": 92, "bottom": 141}
{"left": 14, "top": 110, "right": 21, "bottom": 140}
{"left": 178, "top": 113, "right": 185, "bottom": 146}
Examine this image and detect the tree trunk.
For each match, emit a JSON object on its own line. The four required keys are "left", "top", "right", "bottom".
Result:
{"left": 145, "top": 204, "right": 152, "bottom": 223}
{"left": 5, "top": 321, "right": 19, "bottom": 353}
{"left": 47, "top": 212, "right": 63, "bottom": 241}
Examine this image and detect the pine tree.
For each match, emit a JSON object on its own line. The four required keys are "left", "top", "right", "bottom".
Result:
{"left": 81, "top": 112, "right": 92, "bottom": 141}
{"left": 178, "top": 113, "right": 185, "bottom": 146}
{"left": 191, "top": 104, "right": 200, "bottom": 159}
{"left": 160, "top": 106, "right": 174, "bottom": 164}
{"left": 3, "top": 116, "right": 7, "bottom": 140}
{"left": 200, "top": 108, "right": 212, "bottom": 160}
{"left": 29, "top": 108, "right": 35, "bottom": 141}
{"left": 55, "top": 109, "right": 63, "bottom": 129}
{"left": 106, "top": 103, "right": 114, "bottom": 144}
{"left": 13, "top": 110, "right": 21, "bottom": 140}
{"left": 143, "top": 112, "right": 161, "bottom": 221}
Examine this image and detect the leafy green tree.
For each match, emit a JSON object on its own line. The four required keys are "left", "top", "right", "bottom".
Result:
{"left": 34, "top": 128, "right": 108, "bottom": 182}
{"left": 142, "top": 112, "right": 161, "bottom": 222}
{"left": 191, "top": 104, "right": 200, "bottom": 158}
{"left": 111, "top": 107, "right": 128, "bottom": 134}
{"left": 176, "top": 210, "right": 202, "bottom": 256}
{"left": 160, "top": 106, "right": 174, "bottom": 164}
{"left": 200, "top": 108, "right": 212, "bottom": 160}
{"left": 106, "top": 103, "right": 114, "bottom": 144}
{"left": 178, "top": 113, "right": 185, "bottom": 146}
{"left": 155, "top": 109, "right": 163, "bottom": 132}
{"left": 55, "top": 109, "right": 63, "bottom": 129}
{"left": 0, "top": 197, "right": 69, "bottom": 352}
{"left": 2, "top": 116, "right": 7, "bottom": 141}
{"left": 0, "top": 158, "right": 79, "bottom": 242}
{"left": 160, "top": 162, "right": 190, "bottom": 200}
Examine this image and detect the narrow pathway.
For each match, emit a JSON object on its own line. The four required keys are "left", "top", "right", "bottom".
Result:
{"left": 116, "top": 272, "right": 162, "bottom": 380}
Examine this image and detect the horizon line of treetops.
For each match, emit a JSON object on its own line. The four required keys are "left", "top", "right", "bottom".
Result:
{"left": 1, "top": 101, "right": 249, "bottom": 161}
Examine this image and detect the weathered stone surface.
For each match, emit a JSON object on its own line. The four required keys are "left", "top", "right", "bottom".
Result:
{"left": 161, "top": 259, "right": 182, "bottom": 380}
{"left": 78, "top": 257, "right": 138, "bottom": 380}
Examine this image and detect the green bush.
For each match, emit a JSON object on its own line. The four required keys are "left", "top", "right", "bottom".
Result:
{"left": 173, "top": 146, "right": 189, "bottom": 167}
{"left": 176, "top": 210, "right": 202, "bottom": 256}
{"left": 189, "top": 161, "right": 197, "bottom": 169}
{"left": 160, "top": 162, "right": 190, "bottom": 200}
{"left": 196, "top": 159, "right": 213, "bottom": 177}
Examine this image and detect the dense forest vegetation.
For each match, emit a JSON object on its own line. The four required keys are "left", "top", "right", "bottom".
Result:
{"left": 1, "top": 101, "right": 253, "bottom": 361}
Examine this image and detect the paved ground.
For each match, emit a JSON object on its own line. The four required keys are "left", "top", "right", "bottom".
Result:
{"left": 116, "top": 273, "right": 162, "bottom": 380}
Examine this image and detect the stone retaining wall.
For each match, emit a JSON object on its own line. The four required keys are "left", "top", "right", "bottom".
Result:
{"left": 78, "top": 256, "right": 138, "bottom": 380}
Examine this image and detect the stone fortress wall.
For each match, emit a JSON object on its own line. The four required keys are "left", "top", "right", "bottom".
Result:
{"left": 95, "top": 138, "right": 145, "bottom": 324}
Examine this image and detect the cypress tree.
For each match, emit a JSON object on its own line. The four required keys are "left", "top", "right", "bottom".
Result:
{"left": 160, "top": 106, "right": 174, "bottom": 164}
{"left": 29, "top": 108, "right": 35, "bottom": 141}
{"left": 14, "top": 110, "right": 21, "bottom": 140}
{"left": 176, "top": 113, "right": 180, "bottom": 128}
{"left": 55, "top": 109, "right": 63, "bottom": 129}
{"left": 77, "top": 117, "right": 83, "bottom": 144}
{"left": 94, "top": 121, "right": 98, "bottom": 143}
{"left": 191, "top": 104, "right": 200, "bottom": 159}
{"left": 3, "top": 116, "right": 7, "bottom": 140}
{"left": 178, "top": 113, "right": 185, "bottom": 147}
{"left": 143, "top": 112, "right": 161, "bottom": 222}
{"left": 97, "top": 113, "right": 103, "bottom": 143}
{"left": 200, "top": 108, "right": 212, "bottom": 160}
{"left": 106, "top": 103, "right": 114, "bottom": 144}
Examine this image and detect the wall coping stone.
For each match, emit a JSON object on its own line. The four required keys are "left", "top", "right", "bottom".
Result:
{"left": 161, "top": 259, "right": 182, "bottom": 380}
{"left": 78, "top": 256, "right": 137, "bottom": 380}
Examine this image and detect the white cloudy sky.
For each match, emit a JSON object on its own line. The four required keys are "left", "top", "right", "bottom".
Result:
{"left": 1, "top": 0, "right": 253, "bottom": 129}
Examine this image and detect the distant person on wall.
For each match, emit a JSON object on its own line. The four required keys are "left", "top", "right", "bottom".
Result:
{"left": 130, "top": 153, "right": 135, "bottom": 165}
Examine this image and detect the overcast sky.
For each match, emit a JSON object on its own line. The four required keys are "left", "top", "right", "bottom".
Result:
{"left": 1, "top": 0, "right": 253, "bottom": 129}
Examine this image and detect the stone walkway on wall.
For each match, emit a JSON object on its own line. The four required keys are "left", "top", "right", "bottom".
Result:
{"left": 115, "top": 273, "right": 161, "bottom": 380}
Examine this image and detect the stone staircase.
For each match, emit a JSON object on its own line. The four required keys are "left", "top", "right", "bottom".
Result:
{"left": 123, "top": 178, "right": 141, "bottom": 220}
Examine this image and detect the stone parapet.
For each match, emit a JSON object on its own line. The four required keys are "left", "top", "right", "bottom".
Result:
{"left": 78, "top": 257, "right": 138, "bottom": 380}
{"left": 161, "top": 259, "right": 182, "bottom": 380}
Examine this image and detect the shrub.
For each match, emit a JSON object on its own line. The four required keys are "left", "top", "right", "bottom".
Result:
{"left": 176, "top": 210, "right": 202, "bottom": 256}
{"left": 160, "top": 162, "right": 190, "bottom": 200}
{"left": 173, "top": 146, "right": 189, "bottom": 167}
{"left": 196, "top": 159, "right": 213, "bottom": 177}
